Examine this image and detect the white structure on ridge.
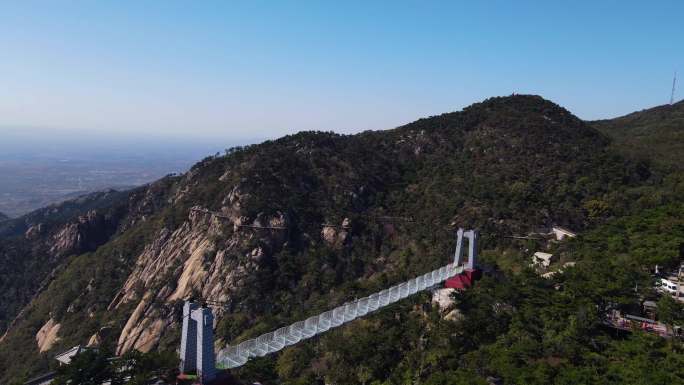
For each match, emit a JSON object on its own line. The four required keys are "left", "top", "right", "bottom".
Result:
{"left": 180, "top": 302, "right": 216, "bottom": 383}
{"left": 532, "top": 252, "right": 554, "bottom": 268}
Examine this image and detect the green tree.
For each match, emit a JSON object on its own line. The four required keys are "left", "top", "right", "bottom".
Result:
{"left": 52, "top": 350, "right": 118, "bottom": 385}
{"left": 657, "top": 295, "right": 684, "bottom": 325}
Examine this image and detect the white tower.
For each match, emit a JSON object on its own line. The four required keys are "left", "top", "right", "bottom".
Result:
{"left": 454, "top": 228, "right": 478, "bottom": 270}
{"left": 180, "top": 301, "right": 216, "bottom": 383}
{"left": 179, "top": 301, "right": 199, "bottom": 373}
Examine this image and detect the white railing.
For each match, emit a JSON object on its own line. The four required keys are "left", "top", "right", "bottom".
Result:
{"left": 216, "top": 262, "right": 463, "bottom": 369}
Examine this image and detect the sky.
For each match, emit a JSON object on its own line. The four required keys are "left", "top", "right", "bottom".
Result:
{"left": 1, "top": 1, "right": 683, "bottom": 144}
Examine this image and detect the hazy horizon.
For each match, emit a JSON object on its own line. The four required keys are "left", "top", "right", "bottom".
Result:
{"left": 0, "top": 126, "right": 255, "bottom": 218}
{"left": 1, "top": 91, "right": 680, "bottom": 156}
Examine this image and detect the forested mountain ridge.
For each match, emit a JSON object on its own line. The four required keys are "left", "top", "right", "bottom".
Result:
{"left": 0, "top": 212, "right": 8, "bottom": 222}
{"left": 2, "top": 95, "right": 684, "bottom": 384}
{"left": 0, "top": 184, "right": 175, "bottom": 336}
{"left": 0, "top": 189, "right": 133, "bottom": 239}
{"left": 592, "top": 99, "right": 684, "bottom": 170}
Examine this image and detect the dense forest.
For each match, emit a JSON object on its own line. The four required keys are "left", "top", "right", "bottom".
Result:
{"left": 2, "top": 95, "right": 684, "bottom": 384}
{"left": 592, "top": 99, "right": 684, "bottom": 171}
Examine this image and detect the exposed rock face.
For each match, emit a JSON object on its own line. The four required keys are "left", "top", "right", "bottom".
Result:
{"left": 24, "top": 223, "right": 44, "bottom": 239}
{"left": 221, "top": 186, "right": 248, "bottom": 223}
{"left": 87, "top": 333, "right": 99, "bottom": 347}
{"left": 112, "top": 200, "right": 288, "bottom": 354}
{"left": 321, "top": 226, "right": 337, "bottom": 244}
{"left": 431, "top": 288, "right": 456, "bottom": 310}
{"left": 0, "top": 181, "right": 174, "bottom": 358}
{"left": 86, "top": 326, "right": 111, "bottom": 347}
{"left": 36, "top": 318, "right": 61, "bottom": 353}
{"left": 321, "top": 218, "right": 351, "bottom": 248}
{"left": 49, "top": 210, "right": 115, "bottom": 257}
{"left": 431, "top": 288, "right": 462, "bottom": 321}
{"left": 116, "top": 292, "right": 164, "bottom": 354}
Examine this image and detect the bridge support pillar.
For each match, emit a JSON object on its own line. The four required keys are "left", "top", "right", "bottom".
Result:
{"left": 179, "top": 301, "right": 199, "bottom": 373}
{"left": 180, "top": 301, "right": 216, "bottom": 383}
{"left": 454, "top": 228, "right": 478, "bottom": 269}
{"left": 446, "top": 228, "right": 481, "bottom": 289}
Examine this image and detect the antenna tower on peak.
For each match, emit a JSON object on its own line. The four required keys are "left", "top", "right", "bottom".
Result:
{"left": 671, "top": 71, "right": 677, "bottom": 105}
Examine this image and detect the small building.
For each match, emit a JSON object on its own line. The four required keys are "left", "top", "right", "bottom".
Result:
{"left": 532, "top": 252, "right": 555, "bottom": 268}
{"left": 55, "top": 345, "right": 97, "bottom": 366}
{"left": 643, "top": 300, "right": 658, "bottom": 319}
{"left": 24, "top": 345, "right": 97, "bottom": 385}
{"left": 550, "top": 226, "right": 576, "bottom": 241}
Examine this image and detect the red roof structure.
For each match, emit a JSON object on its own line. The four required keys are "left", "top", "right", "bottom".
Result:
{"left": 445, "top": 269, "right": 481, "bottom": 289}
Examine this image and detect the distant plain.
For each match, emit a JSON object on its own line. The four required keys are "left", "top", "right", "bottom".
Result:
{"left": 0, "top": 128, "right": 238, "bottom": 217}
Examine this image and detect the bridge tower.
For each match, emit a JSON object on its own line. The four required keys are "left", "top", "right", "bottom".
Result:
{"left": 453, "top": 228, "right": 478, "bottom": 269}
{"left": 180, "top": 301, "right": 217, "bottom": 383}
{"left": 446, "top": 228, "right": 481, "bottom": 289}
{"left": 180, "top": 301, "right": 199, "bottom": 373}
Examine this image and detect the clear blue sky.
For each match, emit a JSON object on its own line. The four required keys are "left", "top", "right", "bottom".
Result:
{"left": 1, "top": 1, "right": 682, "bottom": 143}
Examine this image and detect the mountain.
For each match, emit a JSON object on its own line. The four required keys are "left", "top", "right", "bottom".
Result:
{"left": 0, "top": 189, "right": 134, "bottom": 239}
{"left": 0, "top": 212, "right": 7, "bottom": 222}
{"left": 0, "top": 186, "right": 173, "bottom": 336}
{"left": 592, "top": 99, "right": 684, "bottom": 170}
{"left": 1, "top": 95, "right": 681, "bottom": 384}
